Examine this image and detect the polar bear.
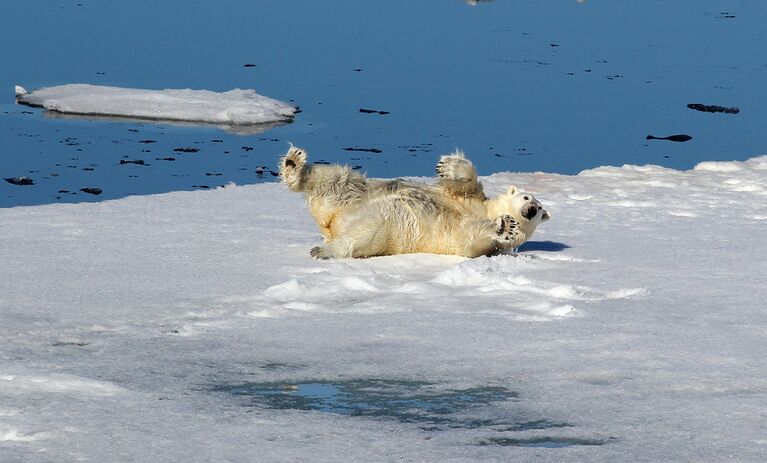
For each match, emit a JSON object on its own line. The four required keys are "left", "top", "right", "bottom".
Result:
{"left": 279, "top": 145, "right": 549, "bottom": 258}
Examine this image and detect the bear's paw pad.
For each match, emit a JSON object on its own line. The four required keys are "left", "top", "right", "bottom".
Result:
{"left": 495, "top": 215, "right": 520, "bottom": 242}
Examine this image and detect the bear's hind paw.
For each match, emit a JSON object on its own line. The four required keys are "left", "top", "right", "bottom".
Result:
{"left": 310, "top": 245, "right": 332, "bottom": 259}
{"left": 435, "top": 152, "right": 474, "bottom": 182}
{"left": 282, "top": 145, "right": 307, "bottom": 171}
{"left": 280, "top": 145, "right": 309, "bottom": 191}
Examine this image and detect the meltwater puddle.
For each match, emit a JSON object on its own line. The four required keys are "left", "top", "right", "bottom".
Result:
{"left": 211, "top": 378, "right": 607, "bottom": 447}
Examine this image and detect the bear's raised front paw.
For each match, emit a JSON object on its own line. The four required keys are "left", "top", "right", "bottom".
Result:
{"left": 494, "top": 215, "right": 520, "bottom": 242}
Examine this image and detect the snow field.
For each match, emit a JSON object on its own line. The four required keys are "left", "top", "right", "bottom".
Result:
{"left": 0, "top": 156, "right": 766, "bottom": 462}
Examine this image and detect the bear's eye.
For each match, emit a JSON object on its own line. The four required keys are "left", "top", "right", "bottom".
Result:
{"left": 523, "top": 196, "right": 530, "bottom": 200}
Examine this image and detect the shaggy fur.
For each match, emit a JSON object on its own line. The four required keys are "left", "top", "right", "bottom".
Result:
{"left": 279, "top": 145, "right": 550, "bottom": 258}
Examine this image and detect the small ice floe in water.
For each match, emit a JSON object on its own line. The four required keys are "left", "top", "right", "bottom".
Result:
{"left": 646, "top": 134, "right": 692, "bottom": 142}
{"left": 14, "top": 83, "right": 298, "bottom": 126}
{"left": 687, "top": 103, "right": 740, "bottom": 114}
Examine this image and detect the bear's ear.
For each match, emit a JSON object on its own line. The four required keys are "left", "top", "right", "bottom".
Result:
{"left": 507, "top": 185, "right": 519, "bottom": 195}
{"left": 541, "top": 209, "right": 551, "bottom": 222}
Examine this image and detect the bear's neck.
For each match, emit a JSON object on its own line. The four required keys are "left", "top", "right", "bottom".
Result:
{"left": 483, "top": 197, "right": 505, "bottom": 219}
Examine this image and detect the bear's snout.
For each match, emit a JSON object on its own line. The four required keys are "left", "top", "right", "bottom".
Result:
{"left": 522, "top": 204, "right": 538, "bottom": 220}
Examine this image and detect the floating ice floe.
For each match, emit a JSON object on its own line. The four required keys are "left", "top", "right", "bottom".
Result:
{"left": 14, "top": 83, "right": 298, "bottom": 131}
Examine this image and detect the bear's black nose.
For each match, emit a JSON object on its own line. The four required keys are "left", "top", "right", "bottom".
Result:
{"left": 523, "top": 205, "right": 538, "bottom": 220}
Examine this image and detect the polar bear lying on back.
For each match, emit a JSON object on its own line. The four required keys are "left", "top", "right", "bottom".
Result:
{"left": 279, "top": 145, "right": 549, "bottom": 259}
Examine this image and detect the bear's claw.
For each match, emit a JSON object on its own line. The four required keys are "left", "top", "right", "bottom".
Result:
{"left": 310, "top": 246, "right": 330, "bottom": 259}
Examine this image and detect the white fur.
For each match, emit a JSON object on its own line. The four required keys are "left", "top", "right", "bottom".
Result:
{"left": 280, "top": 146, "right": 550, "bottom": 258}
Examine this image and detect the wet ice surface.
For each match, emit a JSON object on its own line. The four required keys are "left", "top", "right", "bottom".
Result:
{"left": 1, "top": 157, "right": 766, "bottom": 461}
{"left": 3, "top": 0, "right": 767, "bottom": 206}
{"left": 216, "top": 380, "right": 522, "bottom": 429}
{"left": 211, "top": 379, "right": 604, "bottom": 448}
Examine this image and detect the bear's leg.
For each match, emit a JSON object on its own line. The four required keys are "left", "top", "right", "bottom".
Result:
{"left": 279, "top": 144, "right": 308, "bottom": 192}
{"left": 309, "top": 224, "right": 386, "bottom": 259}
{"left": 435, "top": 151, "right": 485, "bottom": 199}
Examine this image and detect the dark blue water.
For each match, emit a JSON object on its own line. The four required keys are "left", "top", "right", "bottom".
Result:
{"left": 3, "top": 0, "right": 766, "bottom": 207}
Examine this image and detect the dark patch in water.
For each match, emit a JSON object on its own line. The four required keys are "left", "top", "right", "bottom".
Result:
{"left": 119, "top": 159, "right": 147, "bottom": 166}
{"left": 646, "top": 134, "right": 692, "bottom": 142}
{"left": 343, "top": 147, "right": 383, "bottom": 153}
{"left": 5, "top": 176, "right": 34, "bottom": 185}
{"left": 173, "top": 147, "right": 200, "bottom": 153}
{"left": 687, "top": 103, "right": 740, "bottom": 114}
{"left": 359, "top": 108, "right": 390, "bottom": 115}
{"left": 80, "top": 187, "right": 102, "bottom": 195}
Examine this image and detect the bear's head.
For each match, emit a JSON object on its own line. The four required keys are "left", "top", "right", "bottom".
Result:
{"left": 486, "top": 185, "right": 550, "bottom": 239}
{"left": 507, "top": 185, "right": 550, "bottom": 224}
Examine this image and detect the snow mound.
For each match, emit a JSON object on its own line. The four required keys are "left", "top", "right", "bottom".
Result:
{"left": 238, "top": 254, "right": 639, "bottom": 321}
{"left": 14, "top": 83, "right": 298, "bottom": 125}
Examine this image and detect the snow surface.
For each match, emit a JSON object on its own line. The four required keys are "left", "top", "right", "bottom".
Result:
{"left": 15, "top": 83, "right": 297, "bottom": 126}
{"left": 1, "top": 156, "right": 766, "bottom": 462}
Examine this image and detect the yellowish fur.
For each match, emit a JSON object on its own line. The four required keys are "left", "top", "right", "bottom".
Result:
{"left": 279, "top": 145, "right": 549, "bottom": 258}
